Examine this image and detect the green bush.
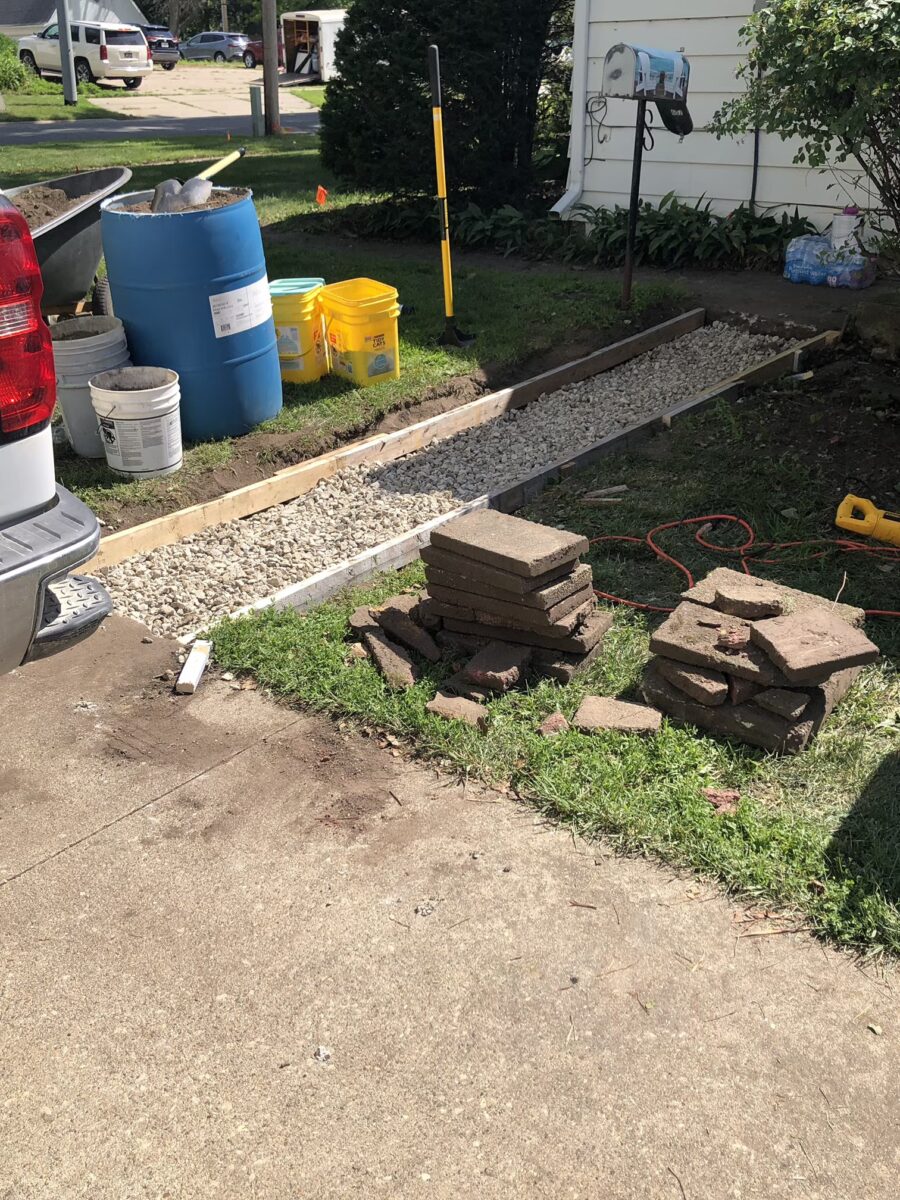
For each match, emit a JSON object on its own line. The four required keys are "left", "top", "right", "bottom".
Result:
{"left": 321, "top": 0, "right": 567, "bottom": 203}
{"left": 0, "top": 32, "right": 27, "bottom": 92}
{"left": 305, "top": 191, "right": 816, "bottom": 271}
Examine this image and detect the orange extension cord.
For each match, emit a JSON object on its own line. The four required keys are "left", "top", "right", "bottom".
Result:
{"left": 590, "top": 514, "right": 900, "bottom": 618}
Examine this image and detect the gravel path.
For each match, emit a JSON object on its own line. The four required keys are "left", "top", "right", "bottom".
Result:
{"left": 100, "top": 323, "right": 788, "bottom": 636}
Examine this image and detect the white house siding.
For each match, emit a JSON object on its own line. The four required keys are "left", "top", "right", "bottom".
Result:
{"left": 574, "top": 0, "right": 871, "bottom": 225}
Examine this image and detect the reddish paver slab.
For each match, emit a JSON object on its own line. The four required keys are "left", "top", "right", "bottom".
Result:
{"left": 415, "top": 596, "right": 443, "bottom": 631}
{"left": 649, "top": 602, "right": 788, "bottom": 686}
{"left": 682, "top": 567, "right": 865, "bottom": 628}
{"left": 463, "top": 642, "right": 532, "bottom": 692}
{"left": 441, "top": 672, "right": 492, "bottom": 704}
{"left": 573, "top": 695, "right": 662, "bottom": 737}
{"left": 375, "top": 607, "right": 441, "bottom": 663}
{"left": 656, "top": 658, "right": 728, "bottom": 706}
{"left": 425, "top": 563, "right": 592, "bottom": 612}
{"left": 362, "top": 630, "right": 418, "bottom": 689}
{"left": 749, "top": 610, "right": 880, "bottom": 685}
{"left": 435, "top": 629, "right": 490, "bottom": 656}
{"left": 426, "top": 691, "right": 489, "bottom": 730}
{"left": 431, "top": 510, "right": 588, "bottom": 578}
{"left": 444, "top": 608, "right": 613, "bottom": 655}
{"left": 643, "top": 661, "right": 815, "bottom": 754}
{"left": 349, "top": 605, "right": 379, "bottom": 635}
{"left": 421, "top": 543, "right": 577, "bottom": 596}
{"left": 427, "top": 582, "right": 594, "bottom": 631}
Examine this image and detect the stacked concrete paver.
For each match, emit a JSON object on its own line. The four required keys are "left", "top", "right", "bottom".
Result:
{"left": 421, "top": 509, "right": 613, "bottom": 684}
{"left": 642, "top": 569, "right": 879, "bottom": 753}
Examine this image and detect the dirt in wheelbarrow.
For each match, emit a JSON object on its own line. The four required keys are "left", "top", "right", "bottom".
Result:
{"left": 11, "top": 185, "right": 81, "bottom": 232}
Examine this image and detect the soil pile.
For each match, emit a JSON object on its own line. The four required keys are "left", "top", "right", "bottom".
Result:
{"left": 11, "top": 185, "right": 80, "bottom": 231}
{"left": 125, "top": 189, "right": 249, "bottom": 215}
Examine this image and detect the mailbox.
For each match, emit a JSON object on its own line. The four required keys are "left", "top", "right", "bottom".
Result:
{"left": 602, "top": 43, "right": 690, "bottom": 102}
{"left": 602, "top": 42, "right": 693, "bottom": 136}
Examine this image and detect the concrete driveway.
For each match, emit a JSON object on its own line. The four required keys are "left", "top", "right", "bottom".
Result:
{"left": 0, "top": 65, "right": 318, "bottom": 144}
{"left": 1, "top": 617, "right": 898, "bottom": 1197}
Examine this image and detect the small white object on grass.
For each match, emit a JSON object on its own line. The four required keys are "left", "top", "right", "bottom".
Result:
{"left": 175, "top": 639, "right": 212, "bottom": 694}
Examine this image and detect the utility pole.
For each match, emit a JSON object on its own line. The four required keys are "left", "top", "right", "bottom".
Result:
{"left": 261, "top": 0, "right": 281, "bottom": 135}
{"left": 220, "top": 0, "right": 228, "bottom": 33}
{"left": 55, "top": 0, "right": 77, "bottom": 106}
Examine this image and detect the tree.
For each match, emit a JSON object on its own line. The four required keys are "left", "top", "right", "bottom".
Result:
{"left": 712, "top": 0, "right": 900, "bottom": 231}
{"left": 320, "top": 0, "right": 568, "bottom": 202}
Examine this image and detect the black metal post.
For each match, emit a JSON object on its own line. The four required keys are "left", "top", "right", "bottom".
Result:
{"left": 622, "top": 98, "right": 646, "bottom": 307}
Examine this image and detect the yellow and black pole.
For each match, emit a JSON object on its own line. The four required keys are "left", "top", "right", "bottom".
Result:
{"left": 429, "top": 44, "right": 474, "bottom": 347}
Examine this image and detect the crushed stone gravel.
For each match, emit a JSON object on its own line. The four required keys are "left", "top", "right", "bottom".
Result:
{"left": 99, "top": 323, "right": 789, "bottom": 637}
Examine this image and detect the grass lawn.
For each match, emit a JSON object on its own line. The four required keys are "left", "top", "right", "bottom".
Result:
{"left": 5, "top": 135, "right": 686, "bottom": 525}
{"left": 291, "top": 85, "right": 325, "bottom": 107}
{"left": 0, "top": 91, "right": 115, "bottom": 121}
{"left": 209, "top": 373, "right": 900, "bottom": 955}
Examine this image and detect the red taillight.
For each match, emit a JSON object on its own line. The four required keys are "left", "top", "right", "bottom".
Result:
{"left": 100, "top": 43, "right": 108, "bottom": 61}
{"left": 0, "top": 203, "right": 55, "bottom": 437}
{"left": 146, "top": 43, "right": 152, "bottom": 61}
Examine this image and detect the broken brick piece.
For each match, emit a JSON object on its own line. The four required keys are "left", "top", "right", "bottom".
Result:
{"left": 713, "top": 579, "right": 784, "bottom": 620}
{"left": 702, "top": 787, "right": 740, "bottom": 814}
{"left": 442, "top": 671, "right": 492, "bottom": 704}
{"left": 375, "top": 607, "right": 441, "bottom": 663}
{"left": 435, "top": 629, "right": 490, "bottom": 656}
{"left": 573, "top": 695, "right": 661, "bottom": 737}
{"left": 749, "top": 610, "right": 879, "bottom": 685}
{"left": 656, "top": 657, "right": 728, "bottom": 706}
{"left": 463, "top": 641, "right": 532, "bottom": 692}
{"left": 538, "top": 712, "right": 570, "bottom": 737}
{"left": 531, "top": 635, "right": 606, "bottom": 683}
{"left": 430, "top": 509, "right": 588, "bottom": 578}
{"left": 717, "top": 627, "right": 751, "bottom": 653}
{"left": 362, "top": 629, "right": 418, "bottom": 689}
{"left": 728, "top": 675, "right": 762, "bottom": 706}
{"left": 426, "top": 691, "right": 489, "bottom": 730}
{"left": 754, "top": 688, "right": 809, "bottom": 722}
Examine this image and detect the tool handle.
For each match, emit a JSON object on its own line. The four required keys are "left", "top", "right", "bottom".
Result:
{"left": 197, "top": 147, "right": 247, "bottom": 181}
{"left": 428, "top": 45, "right": 441, "bottom": 108}
{"left": 835, "top": 494, "right": 877, "bottom": 536}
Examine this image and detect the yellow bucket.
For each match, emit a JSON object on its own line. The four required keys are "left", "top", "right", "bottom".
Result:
{"left": 320, "top": 277, "right": 401, "bottom": 387}
{"left": 270, "top": 278, "right": 328, "bottom": 384}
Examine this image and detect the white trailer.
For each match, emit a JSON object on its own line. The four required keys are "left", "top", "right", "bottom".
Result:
{"left": 280, "top": 9, "right": 347, "bottom": 82}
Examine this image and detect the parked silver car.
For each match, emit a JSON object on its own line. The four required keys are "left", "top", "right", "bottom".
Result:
{"left": 179, "top": 31, "right": 249, "bottom": 62}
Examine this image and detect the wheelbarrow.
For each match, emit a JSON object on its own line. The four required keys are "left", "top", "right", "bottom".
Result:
{"left": 4, "top": 166, "right": 132, "bottom": 313}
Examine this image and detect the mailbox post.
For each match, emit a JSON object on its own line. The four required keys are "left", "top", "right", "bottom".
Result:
{"left": 601, "top": 43, "right": 693, "bottom": 305}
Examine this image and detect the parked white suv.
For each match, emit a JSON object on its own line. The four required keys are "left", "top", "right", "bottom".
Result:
{"left": 0, "top": 198, "right": 109, "bottom": 675}
{"left": 19, "top": 21, "right": 152, "bottom": 89}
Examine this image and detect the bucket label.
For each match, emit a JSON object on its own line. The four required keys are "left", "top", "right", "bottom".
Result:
{"left": 98, "top": 410, "right": 182, "bottom": 476}
{"left": 209, "top": 276, "right": 272, "bottom": 339}
{"left": 276, "top": 323, "right": 302, "bottom": 355}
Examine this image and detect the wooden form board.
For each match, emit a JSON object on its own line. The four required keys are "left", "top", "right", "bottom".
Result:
{"left": 85, "top": 308, "right": 706, "bottom": 573}
{"left": 185, "top": 327, "right": 839, "bottom": 641}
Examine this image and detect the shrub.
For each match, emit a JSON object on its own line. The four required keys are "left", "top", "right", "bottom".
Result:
{"left": 320, "top": 0, "right": 569, "bottom": 203}
{"left": 712, "top": 0, "right": 900, "bottom": 233}
{"left": 0, "top": 32, "right": 27, "bottom": 92}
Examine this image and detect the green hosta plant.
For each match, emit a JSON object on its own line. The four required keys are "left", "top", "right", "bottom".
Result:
{"left": 712, "top": 0, "right": 900, "bottom": 231}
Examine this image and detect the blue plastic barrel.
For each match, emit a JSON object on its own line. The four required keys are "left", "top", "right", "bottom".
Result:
{"left": 100, "top": 188, "right": 282, "bottom": 441}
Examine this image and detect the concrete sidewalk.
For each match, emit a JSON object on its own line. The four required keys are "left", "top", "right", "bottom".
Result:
{"left": 1, "top": 617, "right": 897, "bottom": 1197}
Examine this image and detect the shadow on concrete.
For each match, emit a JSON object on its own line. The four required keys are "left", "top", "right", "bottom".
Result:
{"left": 825, "top": 751, "right": 900, "bottom": 933}
{"left": 0, "top": 111, "right": 318, "bottom": 145}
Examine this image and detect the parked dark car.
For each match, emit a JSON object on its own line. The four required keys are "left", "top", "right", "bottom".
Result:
{"left": 141, "top": 24, "right": 179, "bottom": 70}
{"left": 180, "top": 31, "right": 249, "bottom": 62}
{"left": 241, "top": 35, "right": 284, "bottom": 69}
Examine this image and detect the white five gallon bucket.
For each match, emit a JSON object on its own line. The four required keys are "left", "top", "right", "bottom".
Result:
{"left": 51, "top": 316, "right": 131, "bottom": 458}
{"left": 831, "top": 210, "right": 862, "bottom": 251}
{"left": 89, "top": 366, "right": 183, "bottom": 479}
